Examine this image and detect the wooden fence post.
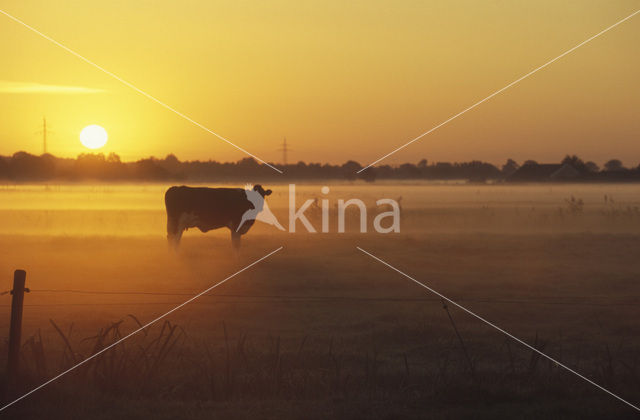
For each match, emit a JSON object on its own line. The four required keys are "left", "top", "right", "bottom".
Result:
{"left": 7, "top": 269, "right": 28, "bottom": 388}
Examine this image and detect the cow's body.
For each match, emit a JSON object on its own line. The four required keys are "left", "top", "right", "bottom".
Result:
{"left": 165, "top": 185, "right": 272, "bottom": 250}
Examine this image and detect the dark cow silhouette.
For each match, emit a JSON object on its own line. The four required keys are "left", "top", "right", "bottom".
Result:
{"left": 165, "top": 184, "right": 273, "bottom": 250}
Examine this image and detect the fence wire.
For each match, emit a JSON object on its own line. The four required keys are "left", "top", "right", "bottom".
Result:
{"left": 0, "top": 288, "right": 638, "bottom": 307}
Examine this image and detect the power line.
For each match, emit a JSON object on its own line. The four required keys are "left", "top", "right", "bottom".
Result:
{"left": 35, "top": 117, "right": 53, "bottom": 155}
{"left": 0, "top": 9, "right": 283, "bottom": 174}
{"left": 277, "top": 137, "right": 292, "bottom": 166}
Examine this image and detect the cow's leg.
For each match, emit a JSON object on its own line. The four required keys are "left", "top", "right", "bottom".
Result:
{"left": 231, "top": 230, "right": 241, "bottom": 252}
{"left": 167, "top": 215, "right": 182, "bottom": 250}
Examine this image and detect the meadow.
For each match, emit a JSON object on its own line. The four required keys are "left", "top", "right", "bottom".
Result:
{"left": 0, "top": 182, "right": 639, "bottom": 419}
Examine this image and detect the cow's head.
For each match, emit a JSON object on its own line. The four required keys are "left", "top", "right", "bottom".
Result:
{"left": 237, "top": 184, "right": 284, "bottom": 232}
{"left": 253, "top": 184, "right": 272, "bottom": 197}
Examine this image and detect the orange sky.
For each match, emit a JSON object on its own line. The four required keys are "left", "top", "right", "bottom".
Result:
{"left": 0, "top": 1, "right": 638, "bottom": 167}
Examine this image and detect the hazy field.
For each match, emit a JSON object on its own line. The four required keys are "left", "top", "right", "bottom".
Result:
{"left": 1, "top": 182, "right": 640, "bottom": 419}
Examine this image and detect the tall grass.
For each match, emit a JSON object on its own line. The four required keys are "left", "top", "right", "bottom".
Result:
{"left": 4, "top": 315, "right": 640, "bottom": 408}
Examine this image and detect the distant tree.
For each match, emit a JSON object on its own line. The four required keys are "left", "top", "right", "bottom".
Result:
{"left": 0, "top": 156, "right": 8, "bottom": 179}
{"left": 432, "top": 162, "right": 454, "bottom": 179}
{"left": 561, "top": 155, "right": 587, "bottom": 173}
{"left": 398, "top": 163, "right": 420, "bottom": 178}
{"left": 77, "top": 152, "right": 105, "bottom": 162}
{"left": 157, "top": 154, "right": 185, "bottom": 178}
{"left": 0, "top": 151, "right": 576, "bottom": 182}
{"left": 164, "top": 154, "right": 179, "bottom": 165}
{"left": 604, "top": 159, "right": 625, "bottom": 172}
{"left": 341, "top": 160, "right": 362, "bottom": 180}
{"left": 585, "top": 161, "right": 600, "bottom": 173}
{"left": 237, "top": 157, "right": 259, "bottom": 167}
{"left": 9, "top": 151, "right": 56, "bottom": 180}
{"left": 106, "top": 153, "right": 121, "bottom": 164}
{"left": 75, "top": 153, "right": 108, "bottom": 179}
{"left": 103, "top": 153, "right": 127, "bottom": 179}
{"left": 501, "top": 159, "right": 519, "bottom": 176}
{"left": 523, "top": 160, "right": 538, "bottom": 166}
{"left": 375, "top": 164, "right": 393, "bottom": 179}
{"left": 464, "top": 160, "right": 501, "bottom": 182}
{"left": 359, "top": 167, "right": 377, "bottom": 182}
{"left": 434, "top": 162, "right": 453, "bottom": 169}
{"left": 132, "top": 158, "right": 169, "bottom": 180}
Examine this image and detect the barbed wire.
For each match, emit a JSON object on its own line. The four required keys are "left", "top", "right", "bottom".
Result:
{"left": 0, "top": 288, "right": 638, "bottom": 307}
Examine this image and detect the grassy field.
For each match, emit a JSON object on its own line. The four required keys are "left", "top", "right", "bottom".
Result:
{"left": 0, "top": 183, "right": 639, "bottom": 419}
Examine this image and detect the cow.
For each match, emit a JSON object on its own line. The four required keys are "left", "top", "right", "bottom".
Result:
{"left": 164, "top": 184, "right": 283, "bottom": 250}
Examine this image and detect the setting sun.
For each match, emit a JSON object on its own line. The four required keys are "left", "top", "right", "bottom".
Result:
{"left": 79, "top": 125, "right": 108, "bottom": 149}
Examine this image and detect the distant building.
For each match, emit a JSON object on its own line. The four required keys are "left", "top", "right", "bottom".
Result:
{"left": 507, "top": 163, "right": 580, "bottom": 182}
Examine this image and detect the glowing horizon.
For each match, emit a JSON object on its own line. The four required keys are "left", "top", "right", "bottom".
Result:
{"left": 0, "top": 1, "right": 638, "bottom": 167}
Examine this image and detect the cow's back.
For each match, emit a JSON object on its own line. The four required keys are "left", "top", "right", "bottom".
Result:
{"left": 165, "top": 186, "right": 251, "bottom": 232}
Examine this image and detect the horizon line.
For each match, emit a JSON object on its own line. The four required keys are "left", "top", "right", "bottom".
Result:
{"left": 1, "top": 150, "right": 635, "bottom": 168}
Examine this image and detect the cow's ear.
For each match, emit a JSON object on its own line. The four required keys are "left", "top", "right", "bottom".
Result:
{"left": 265, "top": 189, "right": 272, "bottom": 196}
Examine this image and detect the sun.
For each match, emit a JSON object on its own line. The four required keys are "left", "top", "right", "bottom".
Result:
{"left": 80, "top": 125, "right": 108, "bottom": 149}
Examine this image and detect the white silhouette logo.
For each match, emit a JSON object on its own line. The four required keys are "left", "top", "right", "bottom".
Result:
{"left": 235, "top": 184, "right": 401, "bottom": 233}
{"left": 237, "top": 184, "right": 285, "bottom": 232}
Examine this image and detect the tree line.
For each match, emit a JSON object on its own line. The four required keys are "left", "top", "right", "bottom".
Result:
{"left": 0, "top": 151, "right": 639, "bottom": 182}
